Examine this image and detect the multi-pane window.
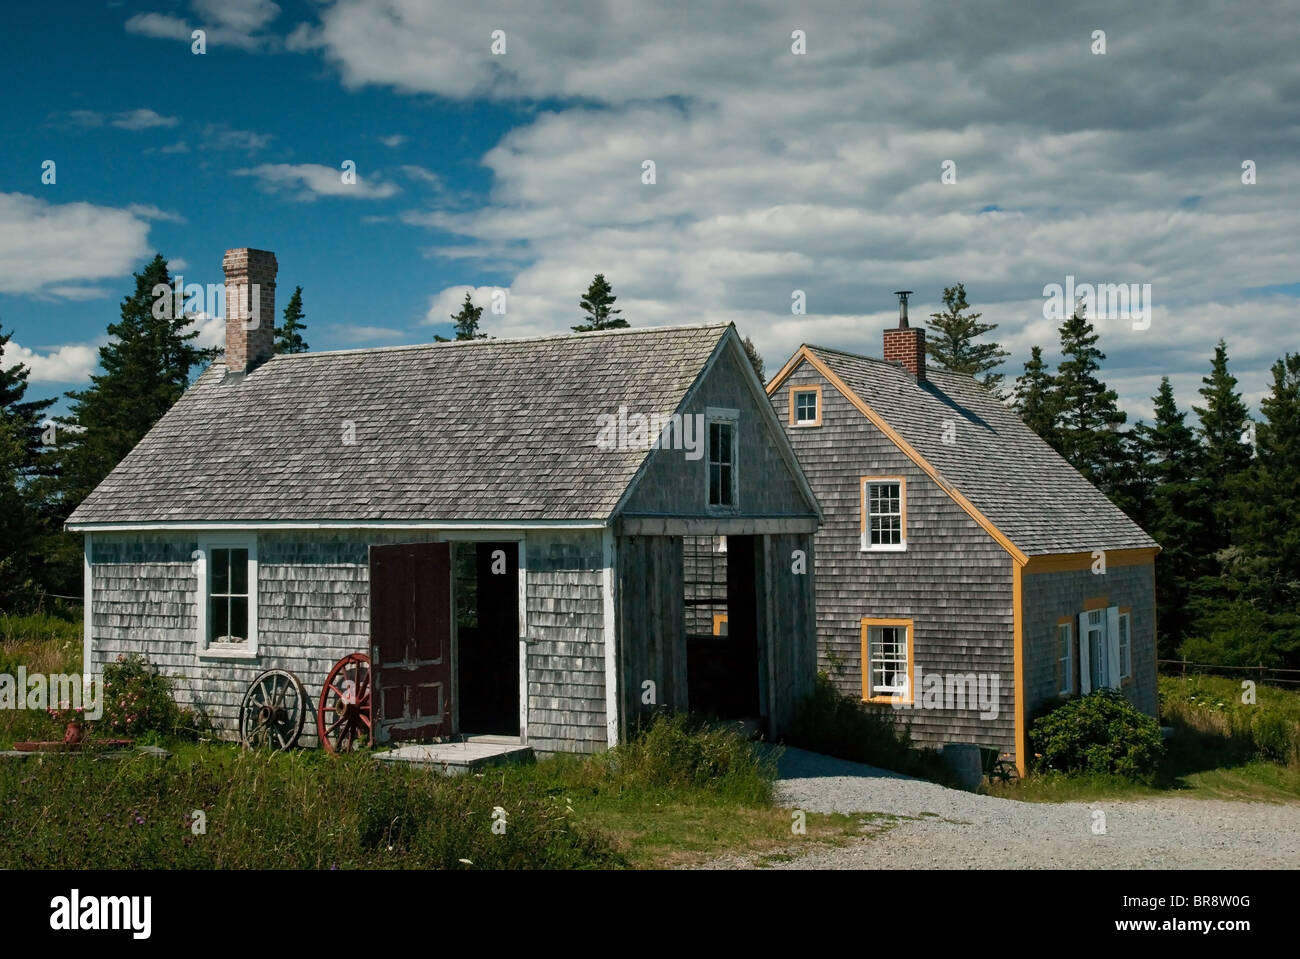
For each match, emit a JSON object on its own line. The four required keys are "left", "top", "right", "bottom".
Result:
{"left": 707, "top": 414, "right": 736, "bottom": 508}
{"left": 865, "top": 623, "right": 910, "bottom": 699}
{"left": 209, "top": 547, "right": 250, "bottom": 644}
{"left": 792, "top": 387, "right": 819, "bottom": 425}
{"left": 862, "top": 479, "right": 904, "bottom": 550}
{"left": 1057, "top": 622, "right": 1073, "bottom": 695}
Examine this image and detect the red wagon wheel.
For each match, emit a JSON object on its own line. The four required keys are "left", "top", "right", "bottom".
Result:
{"left": 317, "top": 653, "right": 373, "bottom": 754}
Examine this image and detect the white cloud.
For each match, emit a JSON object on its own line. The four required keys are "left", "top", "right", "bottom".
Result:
{"left": 234, "top": 163, "right": 399, "bottom": 200}
{"left": 125, "top": 0, "right": 281, "bottom": 51}
{"left": 112, "top": 108, "right": 178, "bottom": 130}
{"left": 0, "top": 193, "right": 152, "bottom": 297}
{"left": 379, "top": 134, "right": 407, "bottom": 147}
{"left": 294, "top": 0, "right": 1300, "bottom": 415}
{"left": 55, "top": 108, "right": 179, "bottom": 130}
{"left": 0, "top": 340, "right": 99, "bottom": 384}
{"left": 318, "top": 322, "right": 410, "bottom": 344}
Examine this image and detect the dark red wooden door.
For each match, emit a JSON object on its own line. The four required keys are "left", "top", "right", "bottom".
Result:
{"left": 370, "top": 542, "right": 453, "bottom": 743}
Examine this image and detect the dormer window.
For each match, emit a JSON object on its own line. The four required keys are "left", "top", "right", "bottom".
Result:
{"left": 861, "top": 477, "right": 906, "bottom": 551}
{"left": 789, "top": 385, "right": 822, "bottom": 427}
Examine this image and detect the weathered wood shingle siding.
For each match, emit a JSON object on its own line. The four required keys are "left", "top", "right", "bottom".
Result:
{"left": 1022, "top": 562, "right": 1158, "bottom": 719}
{"left": 776, "top": 364, "right": 1017, "bottom": 755}
{"left": 524, "top": 531, "right": 608, "bottom": 753}
{"left": 620, "top": 346, "right": 811, "bottom": 519}
{"left": 89, "top": 530, "right": 437, "bottom": 746}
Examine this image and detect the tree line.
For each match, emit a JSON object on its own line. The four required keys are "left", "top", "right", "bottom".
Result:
{"left": 6, "top": 261, "right": 1291, "bottom": 672}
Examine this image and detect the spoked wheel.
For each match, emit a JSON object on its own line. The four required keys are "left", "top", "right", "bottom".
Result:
{"left": 317, "top": 653, "right": 373, "bottom": 754}
{"left": 239, "top": 669, "right": 307, "bottom": 750}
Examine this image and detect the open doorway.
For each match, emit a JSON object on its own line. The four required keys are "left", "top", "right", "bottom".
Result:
{"left": 453, "top": 541, "right": 520, "bottom": 736}
{"left": 683, "top": 534, "right": 760, "bottom": 719}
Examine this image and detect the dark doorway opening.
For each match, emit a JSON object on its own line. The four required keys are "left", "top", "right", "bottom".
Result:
{"left": 683, "top": 534, "right": 760, "bottom": 719}
{"left": 454, "top": 541, "right": 520, "bottom": 736}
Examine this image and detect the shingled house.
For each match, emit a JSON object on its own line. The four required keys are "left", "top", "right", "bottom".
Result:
{"left": 67, "top": 248, "right": 821, "bottom": 753}
{"left": 767, "top": 294, "right": 1158, "bottom": 775}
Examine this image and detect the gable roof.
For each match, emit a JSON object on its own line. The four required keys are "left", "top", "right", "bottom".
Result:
{"left": 769, "top": 345, "right": 1157, "bottom": 558}
{"left": 68, "top": 323, "right": 771, "bottom": 528}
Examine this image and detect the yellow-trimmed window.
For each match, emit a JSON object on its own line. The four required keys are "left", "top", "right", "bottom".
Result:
{"left": 789, "top": 385, "right": 822, "bottom": 427}
{"left": 861, "top": 476, "right": 906, "bottom": 551}
{"left": 861, "top": 617, "right": 913, "bottom": 704}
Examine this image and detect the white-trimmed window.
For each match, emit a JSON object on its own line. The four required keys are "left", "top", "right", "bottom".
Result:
{"left": 1118, "top": 611, "right": 1131, "bottom": 682}
{"left": 1077, "top": 605, "right": 1124, "bottom": 693}
{"left": 196, "top": 534, "right": 258, "bottom": 659}
{"left": 861, "top": 618, "right": 912, "bottom": 703}
{"left": 1056, "top": 622, "right": 1073, "bottom": 695}
{"left": 861, "top": 477, "right": 906, "bottom": 551}
{"left": 706, "top": 407, "right": 739, "bottom": 509}
{"left": 790, "top": 385, "right": 822, "bottom": 427}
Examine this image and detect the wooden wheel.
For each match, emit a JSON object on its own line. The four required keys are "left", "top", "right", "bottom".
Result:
{"left": 317, "top": 653, "right": 373, "bottom": 754}
{"left": 239, "top": 669, "right": 307, "bottom": 750}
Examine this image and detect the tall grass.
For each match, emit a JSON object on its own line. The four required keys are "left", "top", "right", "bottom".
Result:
{"left": 1159, "top": 675, "right": 1300, "bottom": 767}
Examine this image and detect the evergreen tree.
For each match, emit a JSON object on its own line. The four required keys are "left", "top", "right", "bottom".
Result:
{"left": 1132, "top": 377, "right": 1207, "bottom": 654}
{"left": 274, "top": 286, "right": 309, "bottom": 354}
{"left": 924, "top": 283, "right": 1009, "bottom": 394}
{"left": 1052, "top": 307, "right": 1132, "bottom": 507}
{"left": 1193, "top": 340, "right": 1253, "bottom": 490}
{"left": 0, "top": 322, "right": 54, "bottom": 474}
{"left": 742, "top": 335, "right": 765, "bottom": 385}
{"left": 572, "top": 274, "right": 629, "bottom": 332}
{"left": 0, "top": 416, "right": 41, "bottom": 611}
{"left": 55, "top": 254, "right": 210, "bottom": 510}
{"left": 451, "top": 292, "right": 487, "bottom": 340}
{"left": 1012, "top": 345, "right": 1058, "bottom": 446}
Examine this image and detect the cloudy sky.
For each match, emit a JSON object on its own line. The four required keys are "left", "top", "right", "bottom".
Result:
{"left": 2, "top": 0, "right": 1296, "bottom": 421}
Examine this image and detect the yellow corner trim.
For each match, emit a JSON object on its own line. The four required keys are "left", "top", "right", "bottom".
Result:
{"left": 1013, "top": 562, "right": 1026, "bottom": 777}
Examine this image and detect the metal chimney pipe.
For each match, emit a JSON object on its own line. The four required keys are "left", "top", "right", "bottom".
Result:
{"left": 893, "top": 290, "right": 913, "bottom": 329}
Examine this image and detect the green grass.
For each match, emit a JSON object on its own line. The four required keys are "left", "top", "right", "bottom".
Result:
{"left": 0, "top": 611, "right": 83, "bottom": 749}
{"left": 990, "top": 675, "right": 1300, "bottom": 804}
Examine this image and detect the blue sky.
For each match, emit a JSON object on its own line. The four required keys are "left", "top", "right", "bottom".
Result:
{"left": 2, "top": 0, "right": 1297, "bottom": 423}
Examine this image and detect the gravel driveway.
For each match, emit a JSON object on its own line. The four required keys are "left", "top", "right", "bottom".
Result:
{"left": 702, "top": 747, "right": 1300, "bottom": 869}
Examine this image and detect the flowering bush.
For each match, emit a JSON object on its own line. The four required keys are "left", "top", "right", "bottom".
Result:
{"left": 100, "top": 654, "right": 196, "bottom": 739}
{"left": 47, "top": 702, "right": 87, "bottom": 726}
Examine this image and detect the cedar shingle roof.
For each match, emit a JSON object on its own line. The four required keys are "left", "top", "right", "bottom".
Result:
{"left": 805, "top": 345, "right": 1157, "bottom": 556}
{"left": 68, "top": 324, "right": 733, "bottom": 525}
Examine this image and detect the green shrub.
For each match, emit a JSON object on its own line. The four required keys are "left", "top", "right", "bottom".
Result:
{"left": 1030, "top": 688, "right": 1164, "bottom": 782}
{"left": 613, "top": 712, "right": 776, "bottom": 804}
{"left": 1250, "top": 713, "right": 1295, "bottom": 764}
{"left": 99, "top": 654, "right": 201, "bottom": 741}
{"left": 786, "top": 673, "right": 949, "bottom": 781}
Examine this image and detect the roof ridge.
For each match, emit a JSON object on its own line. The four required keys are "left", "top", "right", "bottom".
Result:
{"left": 257, "top": 322, "right": 733, "bottom": 361}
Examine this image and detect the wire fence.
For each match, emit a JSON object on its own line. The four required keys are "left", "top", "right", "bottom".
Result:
{"left": 1158, "top": 659, "right": 1300, "bottom": 687}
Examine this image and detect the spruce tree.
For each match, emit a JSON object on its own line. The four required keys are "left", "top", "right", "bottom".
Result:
{"left": 1132, "top": 377, "right": 1207, "bottom": 654}
{"left": 572, "top": 274, "right": 629, "bottom": 332}
{"left": 742, "top": 335, "right": 765, "bottom": 385}
{"left": 1193, "top": 340, "right": 1253, "bottom": 490}
{"left": 1052, "top": 307, "right": 1131, "bottom": 505}
{"left": 451, "top": 292, "right": 487, "bottom": 340}
{"left": 0, "top": 322, "right": 54, "bottom": 473}
{"left": 274, "top": 286, "right": 309, "bottom": 354}
{"left": 1012, "top": 345, "right": 1058, "bottom": 446}
{"left": 924, "top": 283, "right": 1009, "bottom": 394}
{"left": 56, "top": 254, "right": 210, "bottom": 510}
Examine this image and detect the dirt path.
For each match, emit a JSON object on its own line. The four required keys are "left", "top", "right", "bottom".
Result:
{"left": 700, "top": 748, "right": 1300, "bottom": 869}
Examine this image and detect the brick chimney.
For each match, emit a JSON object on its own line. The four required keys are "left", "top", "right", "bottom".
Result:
{"left": 222, "top": 248, "right": 277, "bottom": 373}
{"left": 882, "top": 290, "right": 925, "bottom": 380}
